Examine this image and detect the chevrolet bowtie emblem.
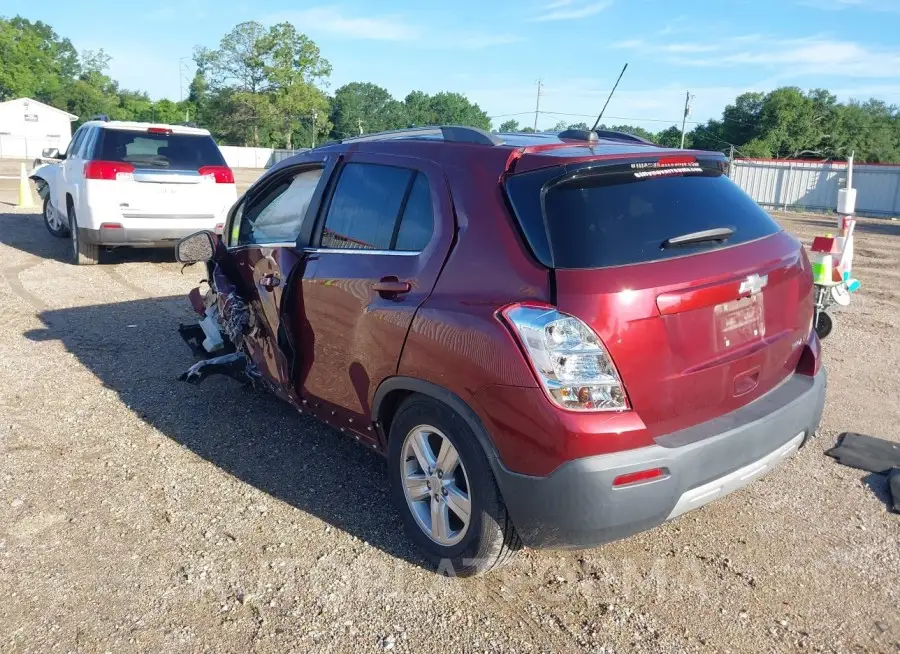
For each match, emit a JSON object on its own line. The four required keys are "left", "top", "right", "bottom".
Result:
{"left": 739, "top": 273, "right": 768, "bottom": 296}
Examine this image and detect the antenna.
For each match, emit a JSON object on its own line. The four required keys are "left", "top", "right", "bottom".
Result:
{"left": 591, "top": 63, "right": 628, "bottom": 131}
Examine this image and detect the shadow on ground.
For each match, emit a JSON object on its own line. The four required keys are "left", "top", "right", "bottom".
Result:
{"left": 0, "top": 210, "right": 179, "bottom": 265}
{"left": 24, "top": 294, "right": 426, "bottom": 569}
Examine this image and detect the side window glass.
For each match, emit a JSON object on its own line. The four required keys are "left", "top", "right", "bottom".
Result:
{"left": 321, "top": 163, "right": 413, "bottom": 250}
{"left": 238, "top": 167, "right": 323, "bottom": 246}
{"left": 394, "top": 173, "right": 434, "bottom": 251}
{"left": 80, "top": 128, "right": 98, "bottom": 160}
{"left": 66, "top": 129, "right": 86, "bottom": 158}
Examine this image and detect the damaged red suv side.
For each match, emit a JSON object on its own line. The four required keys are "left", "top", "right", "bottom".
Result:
{"left": 176, "top": 126, "right": 826, "bottom": 576}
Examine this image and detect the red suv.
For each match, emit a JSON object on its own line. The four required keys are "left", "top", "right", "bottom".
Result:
{"left": 176, "top": 126, "right": 826, "bottom": 576}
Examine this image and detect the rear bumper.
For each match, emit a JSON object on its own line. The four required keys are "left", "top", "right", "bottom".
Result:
{"left": 494, "top": 369, "right": 827, "bottom": 549}
{"left": 82, "top": 225, "right": 219, "bottom": 248}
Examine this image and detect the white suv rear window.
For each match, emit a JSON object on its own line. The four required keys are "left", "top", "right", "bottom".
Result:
{"left": 94, "top": 130, "right": 226, "bottom": 171}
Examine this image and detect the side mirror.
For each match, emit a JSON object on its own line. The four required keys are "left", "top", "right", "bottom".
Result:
{"left": 42, "top": 148, "right": 60, "bottom": 159}
{"left": 176, "top": 230, "right": 216, "bottom": 263}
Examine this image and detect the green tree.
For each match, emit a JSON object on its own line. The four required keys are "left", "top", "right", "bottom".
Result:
{"left": 0, "top": 16, "right": 79, "bottom": 101}
{"left": 404, "top": 90, "right": 434, "bottom": 126}
{"left": 261, "top": 22, "right": 331, "bottom": 148}
{"left": 498, "top": 119, "right": 520, "bottom": 132}
{"left": 567, "top": 122, "right": 590, "bottom": 130}
{"left": 195, "top": 21, "right": 331, "bottom": 147}
{"left": 756, "top": 87, "right": 837, "bottom": 158}
{"left": 330, "top": 82, "right": 406, "bottom": 139}
{"left": 655, "top": 125, "right": 685, "bottom": 148}
{"left": 832, "top": 99, "right": 900, "bottom": 162}
{"left": 427, "top": 92, "right": 490, "bottom": 129}
{"left": 402, "top": 91, "right": 490, "bottom": 130}
{"left": 196, "top": 21, "right": 275, "bottom": 145}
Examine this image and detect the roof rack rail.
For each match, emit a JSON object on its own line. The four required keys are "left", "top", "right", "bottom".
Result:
{"left": 557, "top": 128, "right": 656, "bottom": 146}
{"left": 90, "top": 114, "right": 110, "bottom": 122}
{"left": 341, "top": 125, "right": 503, "bottom": 147}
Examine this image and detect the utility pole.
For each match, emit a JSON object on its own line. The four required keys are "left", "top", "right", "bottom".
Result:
{"left": 728, "top": 144, "right": 735, "bottom": 178}
{"left": 533, "top": 79, "right": 542, "bottom": 131}
{"left": 179, "top": 57, "right": 192, "bottom": 123}
{"left": 312, "top": 111, "right": 318, "bottom": 149}
{"left": 357, "top": 117, "right": 363, "bottom": 135}
{"left": 680, "top": 90, "right": 694, "bottom": 149}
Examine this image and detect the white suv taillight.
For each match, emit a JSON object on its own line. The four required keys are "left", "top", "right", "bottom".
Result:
{"left": 502, "top": 305, "right": 627, "bottom": 412}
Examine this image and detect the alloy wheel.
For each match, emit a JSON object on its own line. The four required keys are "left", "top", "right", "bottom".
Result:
{"left": 400, "top": 425, "right": 472, "bottom": 547}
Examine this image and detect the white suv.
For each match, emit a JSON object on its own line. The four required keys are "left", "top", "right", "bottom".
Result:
{"left": 32, "top": 119, "right": 237, "bottom": 265}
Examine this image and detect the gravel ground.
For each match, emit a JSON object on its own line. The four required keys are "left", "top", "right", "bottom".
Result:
{"left": 0, "top": 181, "right": 898, "bottom": 653}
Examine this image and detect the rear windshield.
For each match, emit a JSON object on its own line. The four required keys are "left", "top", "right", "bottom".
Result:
{"left": 508, "top": 163, "right": 781, "bottom": 269}
{"left": 94, "top": 129, "right": 226, "bottom": 171}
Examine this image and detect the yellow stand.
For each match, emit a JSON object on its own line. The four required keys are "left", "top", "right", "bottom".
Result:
{"left": 16, "top": 163, "right": 35, "bottom": 209}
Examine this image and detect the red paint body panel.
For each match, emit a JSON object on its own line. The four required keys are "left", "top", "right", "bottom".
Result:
{"left": 287, "top": 151, "right": 455, "bottom": 446}
{"left": 472, "top": 384, "right": 651, "bottom": 477}
{"left": 555, "top": 231, "right": 813, "bottom": 440}
{"left": 397, "top": 150, "right": 549, "bottom": 395}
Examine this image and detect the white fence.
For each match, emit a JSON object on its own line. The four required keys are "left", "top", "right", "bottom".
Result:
{"left": 219, "top": 146, "right": 308, "bottom": 169}
{"left": 730, "top": 159, "right": 900, "bottom": 217}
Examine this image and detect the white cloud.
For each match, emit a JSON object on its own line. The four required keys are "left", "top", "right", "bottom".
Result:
{"left": 532, "top": 0, "right": 613, "bottom": 21}
{"left": 267, "top": 6, "right": 419, "bottom": 41}
{"left": 696, "top": 37, "right": 900, "bottom": 78}
{"left": 263, "top": 6, "right": 521, "bottom": 49}
{"left": 613, "top": 34, "right": 900, "bottom": 79}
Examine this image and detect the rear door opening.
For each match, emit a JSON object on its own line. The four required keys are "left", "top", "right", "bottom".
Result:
{"left": 505, "top": 155, "right": 814, "bottom": 436}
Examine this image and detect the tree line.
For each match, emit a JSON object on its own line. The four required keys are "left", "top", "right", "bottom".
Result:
{"left": 3, "top": 15, "right": 899, "bottom": 162}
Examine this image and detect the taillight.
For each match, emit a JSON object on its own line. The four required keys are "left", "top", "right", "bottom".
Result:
{"left": 501, "top": 304, "right": 628, "bottom": 412}
{"left": 657, "top": 155, "right": 696, "bottom": 166}
{"left": 198, "top": 166, "right": 235, "bottom": 184}
{"left": 147, "top": 127, "right": 173, "bottom": 135}
{"left": 84, "top": 161, "right": 135, "bottom": 180}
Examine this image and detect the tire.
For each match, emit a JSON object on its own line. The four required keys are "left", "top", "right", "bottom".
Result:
{"left": 43, "top": 197, "right": 70, "bottom": 238}
{"left": 68, "top": 205, "right": 99, "bottom": 265}
{"left": 388, "top": 395, "right": 521, "bottom": 577}
{"left": 815, "top": 311, "right": 833, "bottom": 339}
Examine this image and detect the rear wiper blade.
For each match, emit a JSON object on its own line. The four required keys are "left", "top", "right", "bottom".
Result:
{"left": 661, "top": 227, "right": 734, "bottom": 249}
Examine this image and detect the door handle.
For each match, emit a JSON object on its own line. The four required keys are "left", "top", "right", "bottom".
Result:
{"left": 260, "top": 273, "right": 281, "bottom": 290}
{"left": 372, "top": 277, "right": 411, "bottom": 296}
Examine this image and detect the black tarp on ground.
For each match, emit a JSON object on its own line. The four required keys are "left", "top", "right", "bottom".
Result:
{"left": 825, "top": 432, "right": 900, "bottom": 474}
{"left": 889, "top": 468, "right": 900, "bottom": 514}
{"left": 826, "top": 433, "right": 900, "bottom": 514}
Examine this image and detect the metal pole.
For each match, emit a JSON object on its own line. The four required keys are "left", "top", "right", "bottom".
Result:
{"left": 358, "top": 117, "right": 363, "bottom": 135}
{"left": 680, "top": 90, "right": 692, "bottom": 149}
{"left": 533, "top": 79, "right": 542, "bottom": 131}
{"left": 847, "top": 150, "right": 854, "bottom": 189}
{"left": 729, "top": 144, "right": 735, "bottom": 178}
{"left": 312, "top": 111, "right": 318, "bottom": 148}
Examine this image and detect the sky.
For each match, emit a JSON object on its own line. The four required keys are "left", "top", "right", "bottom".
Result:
{"left": 9, "top": 0, "right": 900, "bottom": 131}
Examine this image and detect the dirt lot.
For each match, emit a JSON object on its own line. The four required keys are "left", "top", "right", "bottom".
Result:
{"left": 0, "top": 167, "right": 898, "bottom": 653}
